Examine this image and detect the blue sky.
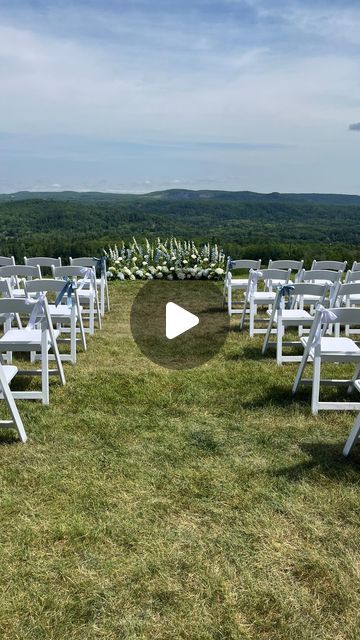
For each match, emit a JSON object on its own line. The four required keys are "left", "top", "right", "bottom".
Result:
{"left": 0, "top": 0, "right": 360, "bottom": 193}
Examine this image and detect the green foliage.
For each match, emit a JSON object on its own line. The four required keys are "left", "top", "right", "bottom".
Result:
{"left": 0, "top": 193, "right": 359, "bottom": 265}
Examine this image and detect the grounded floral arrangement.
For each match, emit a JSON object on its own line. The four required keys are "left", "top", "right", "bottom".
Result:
{"left": 105, "top": 238, "right": 226, "bottom": 281}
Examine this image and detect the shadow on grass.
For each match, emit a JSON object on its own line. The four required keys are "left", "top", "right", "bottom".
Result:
{"left": 226, "top": 345, "right": 271, "bottom": 362}
{"left": 241, "top": 385, "right": 302, "bottom": 410}
{"left": 274, "top": 441, "right": 360, "bottom": 481}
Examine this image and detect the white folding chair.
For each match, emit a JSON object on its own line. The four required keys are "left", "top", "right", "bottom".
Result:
{"left": 25, "top": 256, "right": 62, "bottom": 276}
{"left": 0, "top": 265, "right": 41, "bottom": 298}
{"left": 0, "top": 279, "right": 22, "bottom": 331}
{"left": 343, "top": 380, "right": 360, "bottom": 456}
{"left": 298, "top": 269, "right": 342, "bottom": 310}
{"left": 223, "top": 258, "right": 261, "bottom": 316}
{"left": 0, "top": 256, "right": 15, "bottom": 267}
{"left": 70, "top": 257, "right": 109, "bottom": 316}
{"left": 262, "top": 282, "right": 329, "bottom": 364}
{"left": 292, "top": 306, "right": 360, "bottom": 414}
{"left": 334, "top": 281, "right": 360, "bottom": 337}
{"left": 240, "top": 268, "right": 291, "bottom": 337}
{"left": 267, "top": 260, "right": 304, "bottom": 284}
{"left": 0, "top": 363, "right": 27, "bottom": 443}
{"left": 311, "top": 260, "right": 347, "bottom": 274}
{"left": 350, "top": 261, "right": 360, "bottom": 273}
{"left": 53, "top": 266, "right": 101, "bottom": 335}
{"left": 0, "top": 297, "right": 65, "bottom": 405}
{"left": 25, "top": 279, "right": 86, "bottom": 364}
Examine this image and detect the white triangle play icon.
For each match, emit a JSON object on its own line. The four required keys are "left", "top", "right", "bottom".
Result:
{"left": 166, "top": 302, "right": 199, "bottom": 340}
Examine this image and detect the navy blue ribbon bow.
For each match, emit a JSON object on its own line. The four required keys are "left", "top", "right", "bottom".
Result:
{"left": 276, "top": 284, "right": 295, "bottom": 310}
{"left": 93, "top": 256, "right": 106, "bottom": 275}
{"left": 55, "top": 278, "right": 76, "bottom": 308}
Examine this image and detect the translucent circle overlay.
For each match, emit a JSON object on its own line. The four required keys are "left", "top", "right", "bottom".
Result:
{"left": 130, "top": 281, "right": 230, "bottom": 370}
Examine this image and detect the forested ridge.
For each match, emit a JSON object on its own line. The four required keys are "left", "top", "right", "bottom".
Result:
{"left": 0, "top": 191, "right": 359, "bottom": 265}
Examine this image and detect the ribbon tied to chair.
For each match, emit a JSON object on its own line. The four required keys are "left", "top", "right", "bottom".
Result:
{"left": 311, "top": 304, "right": 337, "bottom": 348}
{"left": 248, "top": 269, "right": 263, "bottom": 297}
{"left": 55, "top": 278, "right": 76, "bottom": 308}
{"left": 93, "top": 256, "right": 106, "bottom": 276}
{"left": 276, "top": 284, "right": 295, "bottom": 310}
{"left": 25, "top": 293, "right": 47, "bottom": 330}
{"left": 78, "top": 267, "right": 96, "bottom": 291}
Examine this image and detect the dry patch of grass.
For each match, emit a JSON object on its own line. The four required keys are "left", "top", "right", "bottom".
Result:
{"left": 0, "top": 282, "right": 360, "bottom": 639}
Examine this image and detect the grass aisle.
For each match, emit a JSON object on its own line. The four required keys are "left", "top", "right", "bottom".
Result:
{"left": 0, "top": 282, "right": 359, "bottom": 640}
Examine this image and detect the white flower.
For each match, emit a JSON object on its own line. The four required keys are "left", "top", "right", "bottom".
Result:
{"left": 166, "top": 274, "right": 174, "bottom": 280}
{"left": 203, "top": 258, "right": 209, "bottom": 263}
{"left": 162, "top": 266, "right": 169, "bottom": 274}
{"left": 155, "top": 271, "right": 164, "bottom": 278}
{"left": 132, "top": 256, "right": 137, "bottom": 263}
{"left": 123, "top": 267, "right": 132, "bottom": 276}
{"left": 135, "top": 269, "right": 144, "bottom": 278}
{"left": 210, "top": 263, "right": 216, "bottom": 268}
{"left": 171, "top": 256, "right": 176, "bottom": 261}
{"left": 129, "top": 274, "right": 136, "bottom": 280}
{"left": 170, "top": 267, "right": 175, "bottom": 271}
{"left": 215, "top": 268, "right": 224, "bottom": 275}
{"left": 142, "top": 261, "right": 147, "bottom": 266}
{"left": 106, "top": 270, "right": 113, "bottom": 278}
{"left": 177, "top": 271, "right": 186, "bottom": 280}
{"left": 191, "top": 254, "right": 196, "bottom": 260}
{"left": 109, "top": 266, "right": 116, "bottom": 273}
{"left": 145, "top": 272, "right": 153, "bottom": 279}
{"left": 117, "top": 272, "right": 125, "bottom": 280}
{"left": 183, "top": 260, "right": 188, "bottom": 265}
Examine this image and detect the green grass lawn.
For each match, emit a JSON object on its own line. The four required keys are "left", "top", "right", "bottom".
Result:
{"left": 1, "top": 282, "right": 360, "bottom": 640}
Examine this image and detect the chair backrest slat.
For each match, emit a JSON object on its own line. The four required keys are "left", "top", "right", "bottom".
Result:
{"left": 268, "top": 259, "right": 304, "bottom": 270}
{"left": 0, "top": 265, "right": 41, "bottom": 279}
{"left": 311, "top": 260, "right": 347, "bottom": 272}
{"left": 0, "top": 256, "right": 15, "bottom": 267}
{"left": 300, "top": 269, "right": 342, "bottom": 283}
{"left": 25, "top": 256, "right": 62, "bottom": 268}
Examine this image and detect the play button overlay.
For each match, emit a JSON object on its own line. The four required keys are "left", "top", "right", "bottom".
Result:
{"left": 166, "top": 302, "right": 199, "bottom": 340}
{"left": 130, "top": 280, "right": 230, "bottom": 370}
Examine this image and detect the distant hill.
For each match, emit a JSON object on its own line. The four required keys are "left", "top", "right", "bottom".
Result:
{"left": 1, "top": 189, "right": 360, "bottom": 206}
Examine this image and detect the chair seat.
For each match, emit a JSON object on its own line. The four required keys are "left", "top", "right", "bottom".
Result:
{"left": 229, "top": 278, "right": 248, "bottom": 287}
{"left": 301, "top": 336, "right": 360, "bottom": 357}
{"left": 354, "top": 380, "right": 360, "bottom": 392}
{"left": 48, "top": 304, "right": 79, "bottom": 318}
{"left": 349, "top": 294, "right": 360, "bottom": 303}
{"left": 267, "top": 309, "right": 313, "bottom": 322}
{"left": 1, "top": 365, "right": 18, "bottom": 384}
{"left": 12, "top": 289, "right": 37, "bottom": 298}
{"left": 0, "top": 328, "right": 60, "bottom": 348}
{"left": 302, "top": 294, "right": 322, "bottom": 302}
{"left": 253, "top": 292, "right": 276, "bottom": 302}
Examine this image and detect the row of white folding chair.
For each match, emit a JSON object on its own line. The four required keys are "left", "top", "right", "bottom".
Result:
{"left": 0, "top": 297, "right": 66, "bottom": 414}
{"left": 223, "top": 259, "right": 261, "bottom": 316}
{"left": 224, "top": 258, "right": 305, "bottom": 316}
{"left": 0, "top": 264, "right": 101, "bottom": 335}
{"left": 240, "top": 268, "right": 292, "bottom": 337}
{"left": 2, "top": 256, "right": 109, "bottom": 317}
{"left": 53, "top": 266, "right": 101, "bottom": 334}
{"left": 292, "top": 306, "right": 360, "bottom": 414}
{"left": 26, "top": 256, "right": 109, "bottom": 316}
{"left": 262, "top": 283, "right": 329, "bottom": 364}
{"left": 24, "top": 279, "right": 87, "bottom": 364}
{"left": 70, "top": 257, "right": 110, "bottom": 317}
{"left": 0, "top": 273, "right": 94, "bottom": 441}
